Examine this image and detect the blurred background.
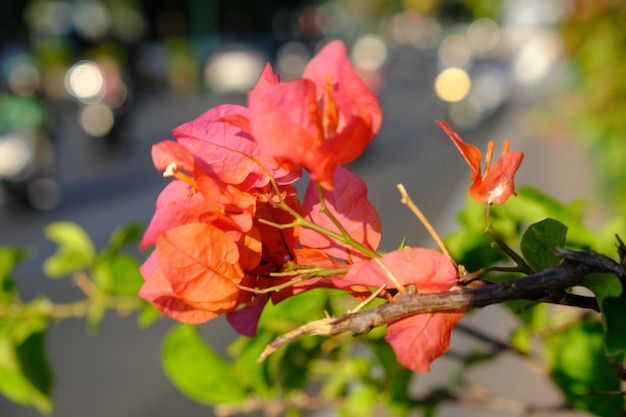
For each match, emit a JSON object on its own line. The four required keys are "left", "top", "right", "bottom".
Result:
{"left": 0, "top": 0, "right": 624, "bottom": 416}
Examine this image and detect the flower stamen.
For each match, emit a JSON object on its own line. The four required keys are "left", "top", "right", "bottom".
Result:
{"left": 484, "top": 141, "right": 495, "bottom": 174}
{"left": 322, "top": 75, "right": 339, "bottom": 138}
{"left": 163, "top": 161, "right": 199, "bottom": 191}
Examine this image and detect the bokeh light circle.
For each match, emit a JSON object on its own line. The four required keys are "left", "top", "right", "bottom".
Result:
{"left": 434, "top": 68, "right": 471, "bottom": 102}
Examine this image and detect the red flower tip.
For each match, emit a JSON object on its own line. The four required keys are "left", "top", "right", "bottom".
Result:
{"left": 437, "top": 120, "right": 524, "bottom": 205}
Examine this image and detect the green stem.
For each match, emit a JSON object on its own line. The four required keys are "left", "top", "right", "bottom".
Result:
{"left": 259, "top": 199, "right": 380, "bottom": 260}
{"left": 0, "top": 294, "right": 143, "bottom": 322}
{"left": 238, "top": 266, "right": 350, "bottom": 294}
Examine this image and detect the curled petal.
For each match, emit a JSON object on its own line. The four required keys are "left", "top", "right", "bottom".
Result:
{"left": 436, "top": 120, "right": 482, "bottom": 180}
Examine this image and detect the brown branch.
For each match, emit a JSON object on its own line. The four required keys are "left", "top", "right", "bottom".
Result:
{"left": 259, "top": 248, "right": 615, "bottom": 362}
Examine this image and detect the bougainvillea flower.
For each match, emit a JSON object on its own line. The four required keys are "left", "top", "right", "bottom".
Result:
{"left": 248, "top": 40, "right": 382, "bottom": 190}
{"left": 299, "top": 166, "right": 381, "bottom": 262}
{"left": 139, "top": 141, "right": 259, "bottom": 250}
{"left": 171, "top": 103, "right": 301, "bottom": 190}
{"left": 139, "top": 223, "right": 245, "bottom": 324}
{"left": 436, "top": 120, "right": 524, "bottom": 205}
{"left": 338, "top": 248, "right": 465, "bottom": 372}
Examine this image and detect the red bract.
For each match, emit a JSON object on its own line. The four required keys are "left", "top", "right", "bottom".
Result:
{"left": 139, "top": 141, "right": 258, "bottom": 250}
{"left": 299, "top": 166, "right": 381, "bottom": 262}
{"left": 172, "top": 103, "right": 301, "bottom": 190}
{"left": 437, "top": 120, "right": 524, "bottom": 205}
{"left": 339, "top": 248, "right": 464, "bottom": 372}
{"left": 248, "top": 40, "right": 382, "bottom": 190}
{"left": 139, "top": 223, "right": 245, "bottom": 324}
{"left": 140, "top": 114, "right": 303, "bottom": 330}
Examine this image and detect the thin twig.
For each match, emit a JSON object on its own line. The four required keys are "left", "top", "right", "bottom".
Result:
{"left": 397, "top": 183, "right": 456, "bottom": 267}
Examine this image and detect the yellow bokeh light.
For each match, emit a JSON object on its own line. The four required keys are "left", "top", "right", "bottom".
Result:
{"left": 434, "top": 68, "right": 471, "bottom": 102}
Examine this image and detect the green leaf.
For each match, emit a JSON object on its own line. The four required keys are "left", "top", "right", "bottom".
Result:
{"left": 521, "top": 218, "right": 568, "bottom": 272}
{"left": 581, "top": 274, "right": 626, "bottom": 357}
{"left": 92, "top": 254, "right": 143, "bottom": 295}
{"left": 108, "top": 254, "right": 143, "bottom": 295}
{"left": 105, "top": 222, "right": 143, "bottom": 253}
{"left": 0, "top": 316, "right": 53, "bottom": 414}
{"left": 497, "top": 187, "right": 596, "bottom": 249}
{"left": 162, "top": 324, "right": 247, "bottom": 405}
{"left": 0, "top": 335, "right": 30, "bottom": 405}
{"left": 42, "top": 222, "right": 95, "bottom": 278}
{"left": 545, "top": 318, "right": 624, "bottom": 417}
{"left": 0, "top": 246, "right": 27, "bottom": 304}
{"left": 16, "top": 330, "right": 53, "bottom": 411}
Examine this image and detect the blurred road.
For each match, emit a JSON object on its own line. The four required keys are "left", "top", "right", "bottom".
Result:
{"left": 0, "top": 45, "right": 592, "bottom": 417}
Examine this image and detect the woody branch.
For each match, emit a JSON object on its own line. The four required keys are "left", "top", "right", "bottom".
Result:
{"left": 259, "top": 247, "right": 623, "bottom": 361}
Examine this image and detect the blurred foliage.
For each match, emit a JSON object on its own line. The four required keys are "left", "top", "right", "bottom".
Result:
{"left": 0, "top": 221, "right": 151, "bottom": 414}
{"left": 446, "top": 187, "right": 626, "bottom": 417}
{"left": 545, "top": 1, "right": 626, "bottom": 208}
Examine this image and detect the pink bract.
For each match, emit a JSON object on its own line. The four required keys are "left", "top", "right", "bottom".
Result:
{"left": 248, "top": 40, "right": 382, "bottom": 190}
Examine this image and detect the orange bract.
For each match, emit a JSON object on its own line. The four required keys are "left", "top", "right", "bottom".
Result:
{"left": 437, "top": 120, "right": 524, "bottom": 205}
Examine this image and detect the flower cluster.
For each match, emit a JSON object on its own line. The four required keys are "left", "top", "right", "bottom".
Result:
{"left": 140, "top": 41, "right": 523, "bottom": 372}
{"left": 139, "top": 41, "right": 382, "bottom": 329}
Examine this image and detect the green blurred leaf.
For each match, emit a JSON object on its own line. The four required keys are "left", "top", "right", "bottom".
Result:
{"left": 508, "top": 302, "right": 550, "bottom": 354}
{"left": 259, "top": 289, "right": 328, "bottom": 332}
{"left": 16, "top": 330, "right": 53, "bottom": 411}
{"left": 545, "top": 318, "right": 624, "bottom": 417}
{"left": 229, "top": 331, "right": 274, "bottom": 396}
{"left": 0, "top": 246, "right": 27, "bottom": 304}
{"left": 92, "top": 254, "right": 143, "bottom": 295}
{"left": 256, "top": 291, "right": 329, "bottom": 393}
{"left": 340, "top": 384, "right": 378, "bottom": 417}
{"left": 510, "top": 327, "right": 531, "bottom": 355}
{"left": 445, "top": 229, "right": 507, "bottom": 273}
{"left": 162, "top": 324, "right": 246, "bottom": 405}
{"left": 106, "top": 222, "right": 143, "bottom": 253}
{"left": 137, "top": 302, "right": 161, "bottom": 328}
{"left": 108, "top": 254, "right": 143, "bottom": 295}
{"left": 370, "top": 341, "right": 411, "bottom": 405}
{"left": 581, "top": 274, "right": 626, "bottom": 357}
{"left": 496, "top": 187, "right": 597, "bottom": 249}
{"left": 0, "top": 335, "right": 30, "bottom": 406}
{"left": 0, "top": 316, "right": 53, "bottom": 414}
{"left": 42, "top": 222, "right": 95, "bottom": 278}
{"left": 520, "top": 218, "right": 568, "bottom": 272}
